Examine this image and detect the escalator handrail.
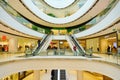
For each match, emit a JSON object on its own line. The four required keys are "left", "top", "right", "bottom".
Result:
{"left": 71, "top": 35, "right": 85, "bottom": 53}
{"left": 36, "top": 34, "right": 52, "bottom": 54}
{"left": 32, "top": 34, "right": 50, "bottom": 56}
{"left": 69, "top": 35, "right": 86, "bottom": 55}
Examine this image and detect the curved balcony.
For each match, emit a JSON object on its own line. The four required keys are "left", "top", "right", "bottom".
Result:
{"left": 21, "top": 0, "right": 96, "bottom": 24}
{"left": 7, "top": 0, "right": 110, "bottom": 28}
{"left": 32, "top": 0, "right": 87, "bottom": 15}
{"left": 0, "top": 1, "right": 46, "bottom": 38}
{"left": 0, "top": 0, "right": 51, "bottom": 34}
{"left": 71, "top": 0, "right": 118, "bottom": 34}
{"left": 0, "top": 54, "right": 120, "bottom": 80}
{"left": 74, "top": 0, "right": 120, "bottom": 38}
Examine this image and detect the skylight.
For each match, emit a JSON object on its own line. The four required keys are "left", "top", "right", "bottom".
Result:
{"left": 44, "top": 0, "right": 75, "bottom": 8}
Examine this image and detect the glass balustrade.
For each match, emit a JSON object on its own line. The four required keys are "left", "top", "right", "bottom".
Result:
{"left": 0, "top": 0, "right": 49, "bottom": 34}
{"left": 0, "top": 0, "right": 120, "bottom": 67}
{"left": 0, "top": 45, "right": 120, "bottom": 66}
{"left": 32, "top": 0, "right": 88, "bottom": 18}
{"left": 72, "top": 0, "right": 118, "bottom": 34}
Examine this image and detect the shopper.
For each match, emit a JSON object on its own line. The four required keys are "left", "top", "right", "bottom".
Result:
{"left": 97, "top": 47, "right": 99, "bottom": 52}
{"left": 107, "top": 45, "right": 111, "bottom": 55}
{"left": 89, "top": 47, "right": 93, "bottom": 56}
{"left": 37, "top": 40, "right": 41, "bottom": 48}
{"left": 112, "top": 46, "right": 117, "bottom": 54}
{"left": 73, "top": 46, "right": 77, "bottom": 56}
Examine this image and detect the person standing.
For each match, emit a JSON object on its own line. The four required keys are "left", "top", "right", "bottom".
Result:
{"left": 37, "top": 40, "right": 41, "bottom": 48}
{"left": 89, "top": 47, "right": 93, "bottom": 56}
{"left": 107, "top": 45, "right": 111, "bottom": 55}
{"left": 97, "top": 47, "right": 99, "bottom": 52}
{"left": 73, "top": 46, "right": 77, "bottom": 56}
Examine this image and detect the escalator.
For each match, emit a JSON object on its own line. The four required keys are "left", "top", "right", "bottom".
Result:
{"left": 32, "top": 34, "right": 51, "bottom": 56}
{"left": 60, "top": 70, "right": 66, "bottom": 80}
{"left": 51, "top": 69, "right": 66, "bottom": 80}
{"left": 51, "top": 69, "right": 58, "bottom": 80}
{"left": 69, "top": 35, "right": 86, "bottom": 56}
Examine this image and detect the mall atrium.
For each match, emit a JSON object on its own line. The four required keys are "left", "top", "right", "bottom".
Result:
{"left": 0, "top": 0, "right": 120, "bottom": 80}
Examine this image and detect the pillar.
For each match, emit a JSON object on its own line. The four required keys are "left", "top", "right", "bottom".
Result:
{"left": 117, "top": 31, "right": 120, "bottom": 48}
{"left": 103, "top": 75, "right": 113, "bottom": 80}
{"left": 12, "top": 73, "right": 19, "bottom": 80}
{"left": 77, "top": 70, "right": 83, "bottom": 80}
{"left": 58, "top": 69, "right": 60, "bottom": 80}
{"left": 33, "top": 70, "right": 40, "bottom": 80}
{"left": 8, "top": 38, "right": 18, "bottom": 52}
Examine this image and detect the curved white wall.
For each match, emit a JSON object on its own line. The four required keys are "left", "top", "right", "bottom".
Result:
{"left": 75, "top": 1, "right": 120, "bottom": 38}
{"left": 0, "top": 7, "right": 45, "bottom": 38}
{"left": 0, "top": 57, "right": 120, "bottom": 80}
{"left": 22, "top": 0, "right": 96, "bottom": 24}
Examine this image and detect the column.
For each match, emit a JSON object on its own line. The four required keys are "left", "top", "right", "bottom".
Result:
{"left": 103, "top": 75, "right": 112, "bottom": 80}
{"left": 117, "top": 31, "right": 120, "bottom": 48}
{"left": 33, "top": 70, "right": 40, "bottom": 80}
{"left": 58, "top": 69, "right": 60, "bottom": 80}
{"left": 77, "top": 70, "right": 83, "bottom": 80}
{"left": 8, "top": 38, "right": 18, "bottom": 52}
{"left": 12, "top": 73, "right": 19, "bottom": 80}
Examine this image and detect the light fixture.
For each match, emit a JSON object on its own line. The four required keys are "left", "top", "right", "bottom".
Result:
{"left": 60, "top": 41, "right": 63, "bottom": 44}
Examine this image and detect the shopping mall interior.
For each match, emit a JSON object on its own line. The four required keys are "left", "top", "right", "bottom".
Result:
{"left": 0, "top": 0, "right": 120, "bottom": 80}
